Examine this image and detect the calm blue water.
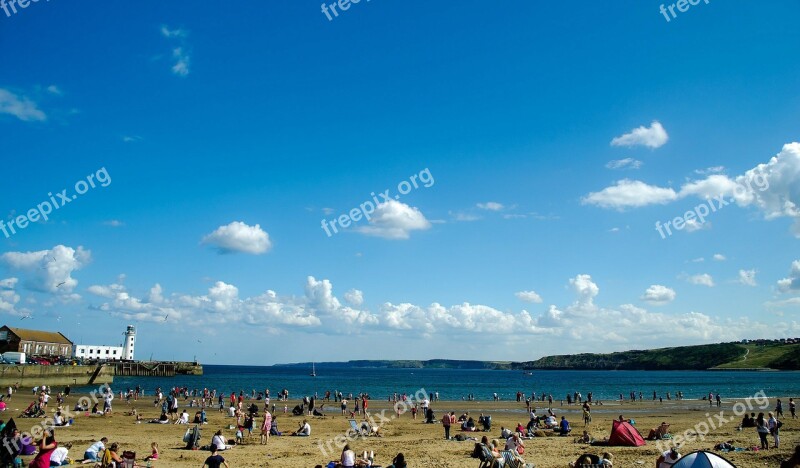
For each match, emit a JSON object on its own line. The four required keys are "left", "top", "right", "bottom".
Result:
{"left": 70, "top": 366, "right": 800, "bottom": 402}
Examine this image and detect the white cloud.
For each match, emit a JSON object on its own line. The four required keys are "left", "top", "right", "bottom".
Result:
{"left": 344, "top": 289, "right": 364, "bottom": 307}
{"left": 687, "top": 274, "right": 715, "bottom": 287}
{"left": 684, "top": 218, "right": 711, "bottom": 232}
{"left": 570, "top": 274, "right": 599, "bottom": 309}
{"left": 0, "top": 278, "right": 21, "bottom": 316}
{"left": 477, "top": 202, "right": 504, "bottom": 211}
{"left": 690, "top": 257, "right": 705, "bottom": 263}
{"left": 122, "top": 136, "right": 141, "bottom": 143}
{"left": 160, "top": 26, "right": 188, "bottom": 38}
{"left": 161, "top": 26, "right": 191, "bottom": 76}
{"left": 695, "top": 166, "right": 725, "bottom": 175}
{"left": 605, "top": 158, "right": 643, "bottom": 170}
{"left": 713, "top": 254, "right": 726, "bottom": 262}
{"left": 611, "top": 121, "right": 669, "bottom": 149}
{"left": 1, "top": 245, "right": 90, "bottom": 293}
{"left": 449, "top": 211, "right": 480, "bottom": 222}
{"left": 582, "top": 179, "right": 678, "bottom": 210}
{"left": 515, "top": 290, "right": 543, "bottom": 303}
{"left": 641, "top": 285, "right": 676, "bottom": 305}
{"left": 172, "top": 48, "right": 190, "bottom": 76}
{"left": 202, "top": 221, "right": 272, "bottom": 255}
{"left": 0, "top": 88, "right": 46, "bottom": 122}
{"left": 103, "top": 220, "right": 124, "bottom": 227}
{"left": 357, "top": 200, "right": 431, "bottom": 239}
{"left": 738, "top": 269, "right": 757, "bottom": 287}
{"left": 777, "top": 260, "right": 800, "bottom": 294}
{"left": 583, "top": 143, "right": 800, "bottom": 233}
{"left": 46, "top": 85, "right": 62, "bottom": 95}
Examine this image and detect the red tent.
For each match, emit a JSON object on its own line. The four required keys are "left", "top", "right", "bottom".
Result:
{"left": 607, "top": 420, "right": 646, "bottom": 446}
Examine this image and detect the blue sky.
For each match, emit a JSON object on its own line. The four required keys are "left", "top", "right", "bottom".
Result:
{"left": 1, "top": 0, "right": 799, "bottom": 365}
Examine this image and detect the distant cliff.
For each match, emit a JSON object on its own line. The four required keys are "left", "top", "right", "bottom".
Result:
{"left": 275, "top": 341, "right": 800, "bottom": 371}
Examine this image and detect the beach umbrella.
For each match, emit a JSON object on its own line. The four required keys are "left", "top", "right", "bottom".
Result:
{"left": 672, "top": 450, "right": 736, "bottom": 468}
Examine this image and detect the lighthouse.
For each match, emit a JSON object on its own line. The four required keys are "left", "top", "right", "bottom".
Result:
{"left": 122, "top": 325, "right": 136, "bottom": 360}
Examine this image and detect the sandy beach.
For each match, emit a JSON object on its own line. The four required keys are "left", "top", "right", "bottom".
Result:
{"left": 4, "top": 393, "right": 797, "bottom": 467}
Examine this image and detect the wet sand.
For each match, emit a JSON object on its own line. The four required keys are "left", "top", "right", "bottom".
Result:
{"left": 6, "top": 394, "right": 798, "bottom": 467}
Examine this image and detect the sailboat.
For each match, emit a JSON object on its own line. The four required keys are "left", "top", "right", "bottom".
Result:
{"left": 310, "top": 362, "right": 316, "bottom": 377}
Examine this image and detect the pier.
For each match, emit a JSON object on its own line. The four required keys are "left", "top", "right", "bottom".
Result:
{"left": 113, "top": 361, "right": 203, "bottom": 377}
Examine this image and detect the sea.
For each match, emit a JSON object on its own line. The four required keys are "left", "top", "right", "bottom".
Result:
{"left": 73, "top": 366, "right": 800, "bottom": 408}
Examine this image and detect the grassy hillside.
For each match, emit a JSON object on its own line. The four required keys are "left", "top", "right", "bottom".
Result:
{"left": 513, "top": 343, "right": 747, "bottom": 370}
{"left": 712, "top": 342, "right": 800, "bottom": 369}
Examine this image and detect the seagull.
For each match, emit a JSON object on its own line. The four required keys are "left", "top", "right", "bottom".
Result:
{"left": 56, "top": 282, "right": 66, "bottom": 288}
{"left": 20, "top": 315, "right": 32, "bottom": 320}
{"left": 163, "top": 314, "right": 169, "bottom": 322}
{"left": 197, "top": 339, "right": 202, "bottom": 343}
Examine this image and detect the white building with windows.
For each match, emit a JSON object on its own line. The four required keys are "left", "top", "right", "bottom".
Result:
{"left": 73, "top": 325, "right": 136, "bottom": 361}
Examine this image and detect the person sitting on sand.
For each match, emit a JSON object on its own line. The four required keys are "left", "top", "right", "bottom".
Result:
{"left": 500, "top": 426, "right": 512, "bottom": 439}
{"left": 544, "top": 414, "right": 557, "bottom": 429}
{"left": 657, "top": 447, "right": 681, "bottom": 468}
{"left": 144, "top": 442, "right": 158, "bottom": 462}
{"left": 175, "top": 410, "right": 189, "bottom": 424}
{"left": 515, "top": 422, "right": 527, "bottom": 437}
{"left": 386, "top": 453, "right": 406, "bottom": 468}
{"left": 559, "top": 416, "right": 572, "bottom": 436}
{"left": 506, "top": 433, "right": 524, "bottom": 455}
{"left": 292, "top": 419, "right": 311, "bottom": 437}
{"left": 576, "top": 430, "right": 593, "bottom": 444}
{"left": 647, "top": 422, "right": 670, "bottom": 440}
{"left": 360, "top": 419, "right": 382, "bottom": 437}
{"left": 100, "top": 442, "right": 123, "bottom": 468}
{"left": 211, "top": 430, "right": 231, "bottom": 451}
{"left": 600, "top": 452, "right": 614, "bottom": 466}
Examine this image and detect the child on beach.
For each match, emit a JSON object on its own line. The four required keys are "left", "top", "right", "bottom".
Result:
{"left": 144, "top": 442, "right": 158, "bottom": 462}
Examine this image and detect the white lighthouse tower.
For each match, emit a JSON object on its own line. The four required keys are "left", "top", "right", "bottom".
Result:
{"left": 122, "top": 325, "right": 136, "bottom": 360}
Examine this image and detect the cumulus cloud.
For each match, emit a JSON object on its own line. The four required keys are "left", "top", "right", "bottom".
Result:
{"left": 357, "top": 200, "right": 431, "bottom": 239}
{"left": 687, "top": 274, "right": 715, "bottom": 287}
{"left": 641, "top": 285, "right": 676, "bottom": 305}
{"left": 515, "top": 290, "right": 543, "bottom": 303}
{"left": 0, "top": 278, "right": 21, "bottom": 316}
{"left": 202, "top": 221, "right": 272, "bottom": 254}
{"left": 582, "top": 180, "right": 678, "bottom": 210}
{"left": 344, "top": 289, "right": 364, "bottom": 307}
{"left": 713, "top": 254, "right": 726, "bottom": 262}
{"left": 777, "top": 261, "right": 800, "bottom": 293}
{"left": 570, "top": 274, "right": 599, "bottom": 310}
{"left": 0, "top": 88, "right": 46, "bottom": 122}
{"left": 738, "top": 269, "right": 757, "bottom": 287}
{"left": 477, "top": 202, "right": 504, "bottom": 211}
{"left": 611, "top": 121, "right": 669, "bottom": 149}
{"left": 584, "top": 143, "right": 800, "bottom": 236}
{"left": 605, "top": 158, "right": 643, "bottom": 170}
{"left": 1, "top": 245, "right": 90, "bottom": 293}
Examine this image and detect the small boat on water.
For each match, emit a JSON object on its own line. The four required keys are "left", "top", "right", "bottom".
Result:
{"left": 310, "top": 362, "right": 316, "bottom": 377}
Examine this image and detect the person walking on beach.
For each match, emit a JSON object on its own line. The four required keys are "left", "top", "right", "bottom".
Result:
{"left": 442, "top": 411, "right": 452, "bottom": 439}
{"left": 716, "top": 394, "right": 721, "bottom": 407}
{"left": 776, "top": 399, "right": 784, "bottom": 418}
{"left": 790, "top": 398, "right": 796, "bottom": 419}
